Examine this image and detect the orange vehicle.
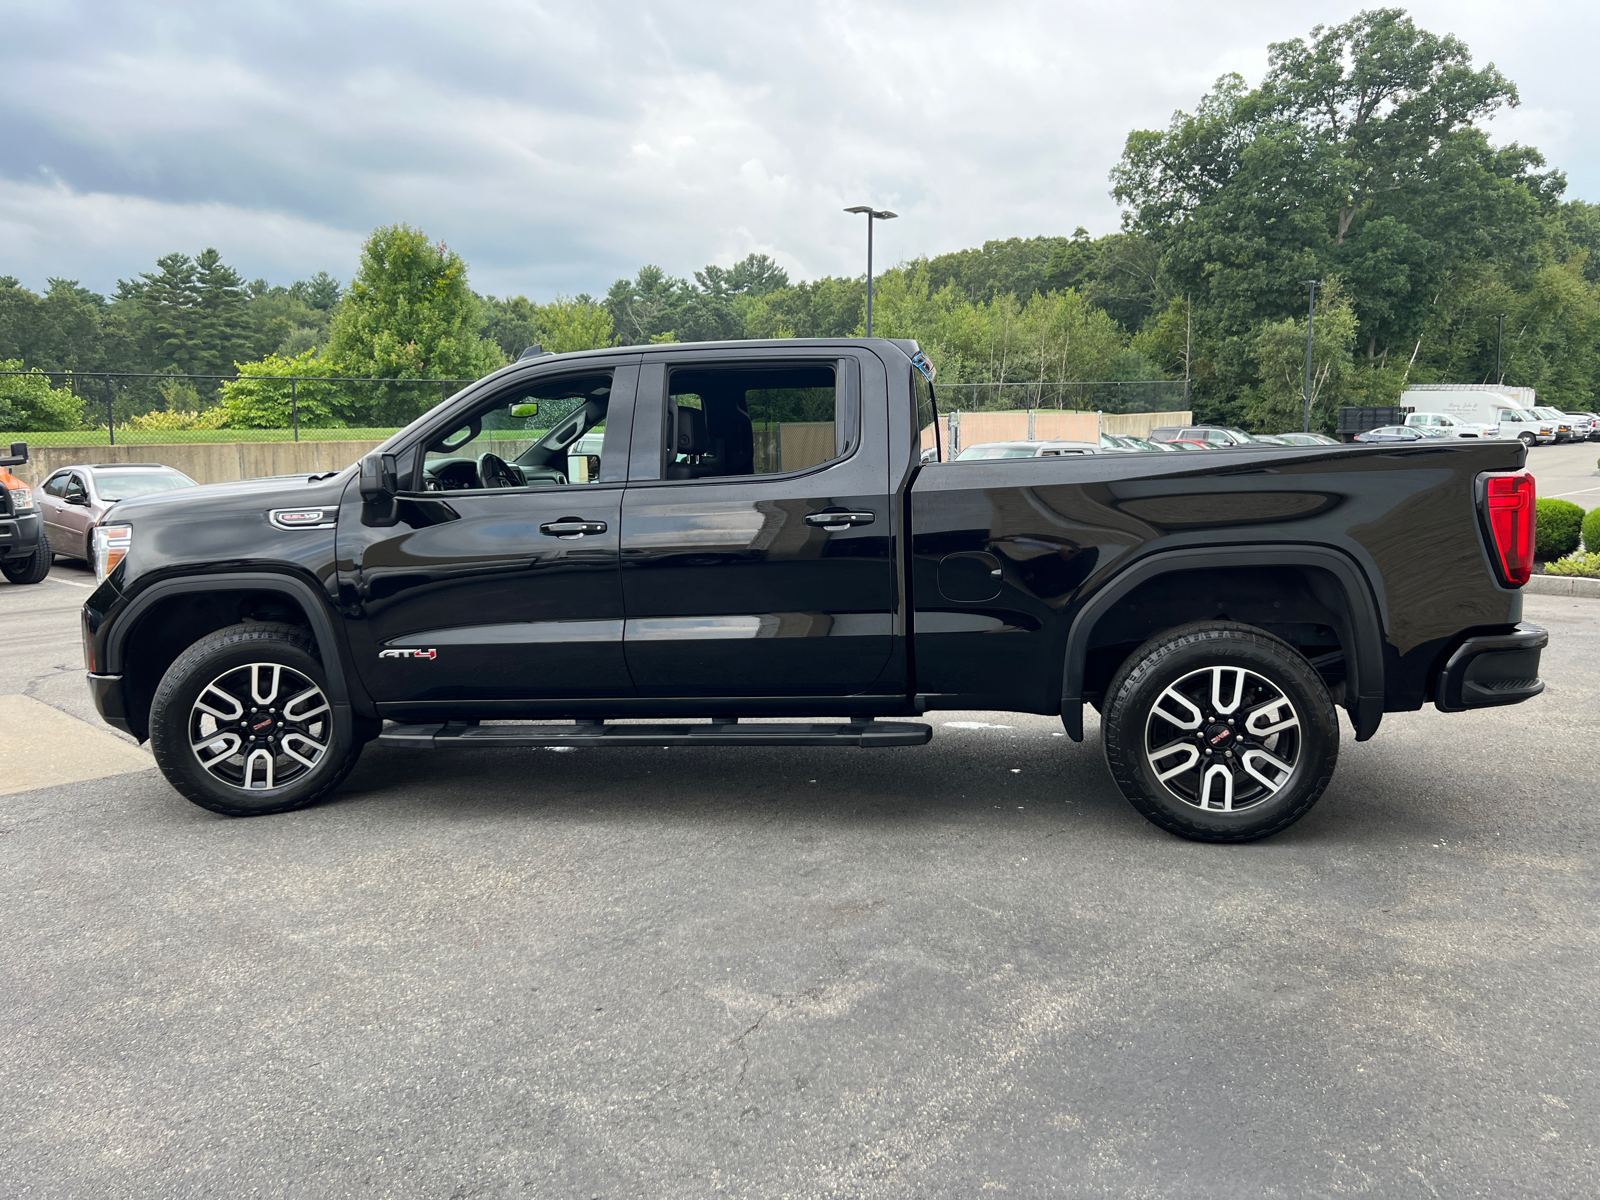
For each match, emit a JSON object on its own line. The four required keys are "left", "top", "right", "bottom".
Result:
{"left": 0, "top": 442, "right": 50, "bottom": 585}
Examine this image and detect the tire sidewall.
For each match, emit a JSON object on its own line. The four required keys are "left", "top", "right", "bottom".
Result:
{"left": 1105, "top": 628, "right": 1339, "bottom": 842}
{"left": 150, "top": 627, "right": 355, "bottom": 815}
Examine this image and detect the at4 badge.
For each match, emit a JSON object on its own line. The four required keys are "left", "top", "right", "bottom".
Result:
{"left": 379, "top": 648, "right": 438, "bottom": 660}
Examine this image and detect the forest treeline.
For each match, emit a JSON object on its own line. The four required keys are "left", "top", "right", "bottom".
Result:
{"left": 5, "top": 8, "right": 1600, "bottom": 433}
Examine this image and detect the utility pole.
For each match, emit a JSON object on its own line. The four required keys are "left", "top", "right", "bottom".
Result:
{"left": 1302, "top": 281, "right": 1320, "bottom": 433}
{"left": 843, "top": 206, "right": 897, "bottom": 336}
{"left": 1496, "top": 313, "right": 1506, "bottom": 384}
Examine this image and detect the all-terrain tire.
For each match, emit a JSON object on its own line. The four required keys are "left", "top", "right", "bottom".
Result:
{"left": 1, "top": 529, "right": 52, "bottom": 584}
{"left": 149, "top": 622, "right": 363, "bottom": 817}
{"left": 1101, "top": 621, "right": 1339, "bottom": 843}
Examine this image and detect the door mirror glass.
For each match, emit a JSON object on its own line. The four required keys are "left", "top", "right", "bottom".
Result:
{"left": 510, "top": 402, "right": 539, "bottom": 419}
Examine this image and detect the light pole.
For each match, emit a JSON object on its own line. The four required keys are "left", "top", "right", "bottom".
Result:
{"left": 844, "top": 205, "right": 897, "bottom": 336}
{"left": 1302, "top": 280, "right": 1321, "bottom": 433}
{"left": 1496, "top": 313, "right": 1506, "bottom": 384}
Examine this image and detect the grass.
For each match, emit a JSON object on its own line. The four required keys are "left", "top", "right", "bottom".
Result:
{"left": 0, "top": 428, "right": 402, "bottom": 446}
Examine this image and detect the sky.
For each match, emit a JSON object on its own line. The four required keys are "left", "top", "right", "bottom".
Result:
{"left": 1, "top": 0, "right": 1595, "bottom": 300}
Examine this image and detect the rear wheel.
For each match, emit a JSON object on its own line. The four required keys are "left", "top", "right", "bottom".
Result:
{"left": 149, "top": 622, "right": 363, "bottom": 816}
{"left": 1, "top": 530, "right": 52, "bottom": 584}
{"left": 1102, "top": 622, "right": 1339, "bottom": 843}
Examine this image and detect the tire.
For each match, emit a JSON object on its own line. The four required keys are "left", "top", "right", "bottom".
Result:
{"left": 1, "top": 529, "right": 52, "bottom": 584}
{"left": 149, "top": 622, "right": 363, "bottom": 817}
{"left": 84, "top": 532, "right": 95, "bottom": 566}
{"left": 1101, "top": 622, "right": 1339, "bottom": 843}
{"left": 1519, "top": 433, "right": 1536, "bottom": 448}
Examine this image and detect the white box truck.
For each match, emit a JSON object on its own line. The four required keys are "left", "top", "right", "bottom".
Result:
{"left": 1400, "top": 388, "right": 1554, "bottom": 446}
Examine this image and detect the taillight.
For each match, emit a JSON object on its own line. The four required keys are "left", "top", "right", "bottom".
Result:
{"left": 1481, "top": 471, "right": 1536, "bottom": 587}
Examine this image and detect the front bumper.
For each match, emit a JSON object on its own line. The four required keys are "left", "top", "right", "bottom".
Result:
{"left": 1435, "top": 623, "right": 1547, "bottom": 713}
{"left": 87, "top": 672, "right": 135, "bottom": 737}
{"left": 0, "top": 511, "right": 42, "bottom": 559}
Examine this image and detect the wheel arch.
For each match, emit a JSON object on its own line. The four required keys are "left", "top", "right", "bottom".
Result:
{"left": 106, "top": 571, "right": 365, "bottom": 741}
{"left": 1060, "top": 545, "right": 1386, "bottom": 744}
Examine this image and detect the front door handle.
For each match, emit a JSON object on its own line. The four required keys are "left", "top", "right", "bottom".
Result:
{"left": 804, "top": 511, "right": 875, "bottom": 530}
{"left": 540, "top": 518, "right": 608, "bottom": 539}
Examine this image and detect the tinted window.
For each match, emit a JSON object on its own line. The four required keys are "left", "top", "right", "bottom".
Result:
{"left": 665, "top": 364, "right": 839, "bottom": 479}
{"left": 43, "top": 473, "right": 69, "bottom": 497}
{"left": 92, "top": 470, "right": 195, "bottom": 500}
{"left": 913, "top": 368, "right": 940, "bottom": 462}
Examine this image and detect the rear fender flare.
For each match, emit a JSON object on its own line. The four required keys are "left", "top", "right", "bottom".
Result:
{"left": 1059, "top": 545, "right": 1386, "bottom": 743}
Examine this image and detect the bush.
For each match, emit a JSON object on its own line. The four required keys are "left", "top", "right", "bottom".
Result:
{"left": 1545, "top": 551, "right": 1600, "bottom": 578}
{"left": 216, "top": 350, "right": 347, "bottom": 428}
{"left": 1535, "top": 497, "right": 1585, "bottom": 561}
{"left": 0, "top": 360, "right": 86, "bottom": 430}
{"left": 123, "top": 408, "right": 229, "bottom": 431}
{"left": 1584, "top": 505, "right": 1600, "bottom": 553}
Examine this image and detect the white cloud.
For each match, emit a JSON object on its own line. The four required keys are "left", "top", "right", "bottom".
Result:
{"left": 1, "top": 0, "right": 1597, "bottom": 298}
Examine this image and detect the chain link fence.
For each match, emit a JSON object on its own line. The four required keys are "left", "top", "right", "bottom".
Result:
{"left": 0, "top": 370, "right": 479, "bottom": 446}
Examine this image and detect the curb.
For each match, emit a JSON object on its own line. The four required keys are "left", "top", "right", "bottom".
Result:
{"left": 1525, "top": 574, "right": 1600, "bottom": 598}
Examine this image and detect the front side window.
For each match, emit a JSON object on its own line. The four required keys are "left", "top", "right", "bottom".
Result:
{"left": 422, "top": 372, "right": 612, "bottom": 491}
{"left": 664, "top": 364, "right": 840, "bottom": 480}
{"left": 43, "top": 473, "right": 69, "bottom": 498}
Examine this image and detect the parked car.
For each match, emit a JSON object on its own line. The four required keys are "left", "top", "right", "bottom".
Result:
{"left": 37, "top": 463, "right": 197, "bottom": 563}
{"left": 955, "top": 441, "right": 1101, "bottom": 460}
{"left": 1152, "top": 425, "right": 1267, "bottom": 447}
{"left": 1102, "top": 434, "right": 1182, "bottom": 452}
{"left": 1405, "top": 412, "right": 1497, "bottom": 438}
{"left": 0, "top": 442, "right": 50, "bottom": 585}
{"left": 1272, "top": 432, "right": 1342, "bottom": 447}
{"left": 1531, "top": 407, "right": 1578, "bottom": 443}
{"left": 83, "top": 336, "right": 1545, "bottom": 844}
{"left": 1567, "top": 412, "right": 1600, "bottom": 441}
{"left": 1353, "top": 425, "right": 1450, "bottom": 443}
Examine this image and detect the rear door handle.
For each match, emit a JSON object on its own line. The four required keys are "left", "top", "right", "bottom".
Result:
{"left": 804, "top": 511, "right": 875, "bottom": 530}
{"left": 540, "top": 518, "right": 608, "bottom": 539}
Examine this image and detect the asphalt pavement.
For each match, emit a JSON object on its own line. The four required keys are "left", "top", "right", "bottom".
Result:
{"left": 1, "top": 558, "right": 1597, "bottom": 1198}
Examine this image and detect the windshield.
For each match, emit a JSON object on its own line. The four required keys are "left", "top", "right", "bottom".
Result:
{"left": 93, "top": 470, "right": 194, "bottom": 500}
{"left": 957, "top": 445, "right": 1037, "bottom": 460}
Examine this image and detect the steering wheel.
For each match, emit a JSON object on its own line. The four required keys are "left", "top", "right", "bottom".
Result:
{"left": 477, "top": 452, "right": 520, "bottom": 489}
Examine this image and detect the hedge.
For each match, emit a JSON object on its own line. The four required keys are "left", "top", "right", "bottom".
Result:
{"left": 1535, "top": 498, "right": 1585, "bottom": 561}
{"left": 1584, "top": 505, "right": 1600, "bottom": 553}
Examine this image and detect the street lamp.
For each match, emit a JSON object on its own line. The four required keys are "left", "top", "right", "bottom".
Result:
{"left": 1302, "top": 280, "right": 1321, "bottom": 434}
{"left": 844, "top": 205, "right": 897, "bottom": 336}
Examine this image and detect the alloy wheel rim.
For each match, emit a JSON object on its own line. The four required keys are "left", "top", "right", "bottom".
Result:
{"left": 1143, "top": 665, "right": 1302, "bottom": 813}
{"left": 188, "top": 662, "right": 330, "bottom": 791}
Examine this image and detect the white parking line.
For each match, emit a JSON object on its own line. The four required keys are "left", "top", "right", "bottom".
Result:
{"left": 45, "top": 575, "right": 93, "bottom": 588}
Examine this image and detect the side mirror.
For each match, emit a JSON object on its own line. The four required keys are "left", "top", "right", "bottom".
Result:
{"left": 358, "top": 452, "right": 399, "bottom": 501}
{"left": 0, "top": 442, "right": 27, "bottom": 468}
{"left": 66, "top": 491, "right": 89, "bottom": 506}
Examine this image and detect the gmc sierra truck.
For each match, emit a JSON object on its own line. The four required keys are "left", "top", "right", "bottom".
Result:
{"left": 81, "top": 338, "right": 1546, "bottom": 842}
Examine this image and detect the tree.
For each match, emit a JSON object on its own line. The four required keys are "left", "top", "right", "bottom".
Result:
{"left": 0, "top": 360, "right": 85, "bottom": 431}
{"left": 215, "top": 349, "right": 350, "bottom": 429}
{"left": 325, "top": 225, "right": 504, "bottom": 380}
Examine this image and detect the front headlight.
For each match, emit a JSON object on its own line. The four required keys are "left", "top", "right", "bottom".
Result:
{"left": 93, "top": 524, "right": 132, "bottom": 584}
{"left": 6, "top": 484, "right": 31, "bottom": 511}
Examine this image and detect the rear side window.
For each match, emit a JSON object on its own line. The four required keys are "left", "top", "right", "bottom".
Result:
{"left": 665, "top": 363, "right": 842, "bottom": 479}
{"left": 913, "top": 368, "right": 940, "bottom": 462}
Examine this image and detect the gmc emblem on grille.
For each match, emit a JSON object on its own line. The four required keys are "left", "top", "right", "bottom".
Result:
{"left": 380, "top": 648, "right": 437, "bottom": 660}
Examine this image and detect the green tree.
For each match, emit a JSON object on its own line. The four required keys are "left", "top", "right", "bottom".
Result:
{"left": 215, "top": 350, "right": 349, "bottom": 428}
{"left": 0, "top": 360, "right": 86, "bottom": 431}
{"left": 325, "top": 225, "right": 504, "bottom": 380}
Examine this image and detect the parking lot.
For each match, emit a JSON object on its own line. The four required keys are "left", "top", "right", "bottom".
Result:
{"left": 2, "top": 455, "right": 1598, "bottom": 1197}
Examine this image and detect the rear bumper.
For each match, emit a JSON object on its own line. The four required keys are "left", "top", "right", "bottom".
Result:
{"left": 87, "top": 672, "right": 135, "bottom": 737}
{"left": 1435, "top": 623, "right": 1547, "bottom": 713}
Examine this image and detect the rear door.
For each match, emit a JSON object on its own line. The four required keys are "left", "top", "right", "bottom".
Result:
{"left": 618, "top": 346, "right": 901, "bottom": 698}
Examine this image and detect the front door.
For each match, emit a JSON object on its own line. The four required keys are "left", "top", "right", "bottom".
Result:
{"left": 619, "top": 348, "right": 900, "bottom": 698}
{"left": 338, "top": 361, "right": 639, "bottom": 708}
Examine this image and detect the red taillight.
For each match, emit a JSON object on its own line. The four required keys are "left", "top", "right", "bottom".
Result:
{"left": 1482, "top": 471, "right": 1536, "bottom": 587}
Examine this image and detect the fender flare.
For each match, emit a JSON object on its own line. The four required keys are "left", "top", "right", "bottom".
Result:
{"left": 1059, "top": 544, "right": 1386, "bottom": 743}
{"left": 105, "top": 571, "right": 362, "bottom": 712}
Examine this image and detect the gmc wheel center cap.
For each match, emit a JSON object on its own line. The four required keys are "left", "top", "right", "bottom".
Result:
{"left": 1205, "top": 723, "right": 1233, "bottom": 746}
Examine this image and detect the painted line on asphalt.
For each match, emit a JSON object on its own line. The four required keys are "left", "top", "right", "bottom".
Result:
{"left": 44, "top": 575, "right": 93, "bottom": 588}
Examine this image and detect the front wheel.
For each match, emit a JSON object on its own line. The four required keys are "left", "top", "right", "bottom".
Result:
{"left": 1101, "top": 622, "right": 1339, "bottom": 843}
{"left": 1, "top": 530, "right": 52, "bottom": 584}
{"left": 149, "top": 622, "right": 364, "bottom": 816}
{"left": 1518, "top": 433, "right": 1536, "bottom": 448}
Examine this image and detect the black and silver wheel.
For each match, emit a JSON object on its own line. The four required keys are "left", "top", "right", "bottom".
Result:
{"left": 1102, "top": 622, "right": 1339, "bottom": 842}
{"left": 0, "top": 529, "right": 52, "bottom": 584}
{"left": 1518, "top": 432, "right": 1536, "bottom": 448}
{"left": 149, "top": 622, "right": 363, "bottom": 816}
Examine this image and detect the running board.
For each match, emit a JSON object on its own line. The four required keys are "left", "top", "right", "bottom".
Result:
{"left": 379, "top": 719, "right": 933, "bottom": 750}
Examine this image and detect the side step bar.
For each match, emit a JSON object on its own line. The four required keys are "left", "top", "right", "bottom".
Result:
{"left": 379, "top": 719, "right": 933, "bottom": 750}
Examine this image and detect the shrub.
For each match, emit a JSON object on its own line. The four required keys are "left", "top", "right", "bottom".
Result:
{"left": 0, "top": 360, "right": 86, "bottom": 430}
{"left": 216, "top": 350, "right": 347, "bottom": 428}
{"left": 1584, "top": 505, "right": 1600, "bottom": 553}
{"left": 1545, "top": 551, "right": 1600, "bottom": 578}
{"left": 124, "top": 408, "right": 229, "bottom": 431}
{"left": 1535, "top": 497, "right": 1585, "bottom": 561}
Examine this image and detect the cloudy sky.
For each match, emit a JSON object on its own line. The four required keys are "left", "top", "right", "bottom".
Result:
{"left": 1, "top": 1, "right": 1593, "bottom": 299}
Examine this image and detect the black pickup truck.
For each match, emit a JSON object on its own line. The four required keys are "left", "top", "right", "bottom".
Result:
{"left": 81, "top": 338, "right": 1546, "bottom": 841}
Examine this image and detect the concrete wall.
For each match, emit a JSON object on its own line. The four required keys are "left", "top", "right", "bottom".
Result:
{"left": 924, "top": 410, "right": 1192, "bottom": 454}
{"left": 12, "top": 440, "right": 385, "bottom": 489}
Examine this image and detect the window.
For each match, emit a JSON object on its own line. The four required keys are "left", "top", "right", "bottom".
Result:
{"left": 664, "top": 364, "right": 841, "bottom": 480}
{"left": 913, "top": 366, "right": 940, "bottom": 462}
{"left": 421, "top": 372, "right": 613, "bottom": 491}
{"left": 91, "top": 470, "right": 194, "bottom": 500}
{"left": 43, "top": 473, "right": 69, "bottom": 498}
{"left": 65, "top": 474, "right": 87, "bottom": 500}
